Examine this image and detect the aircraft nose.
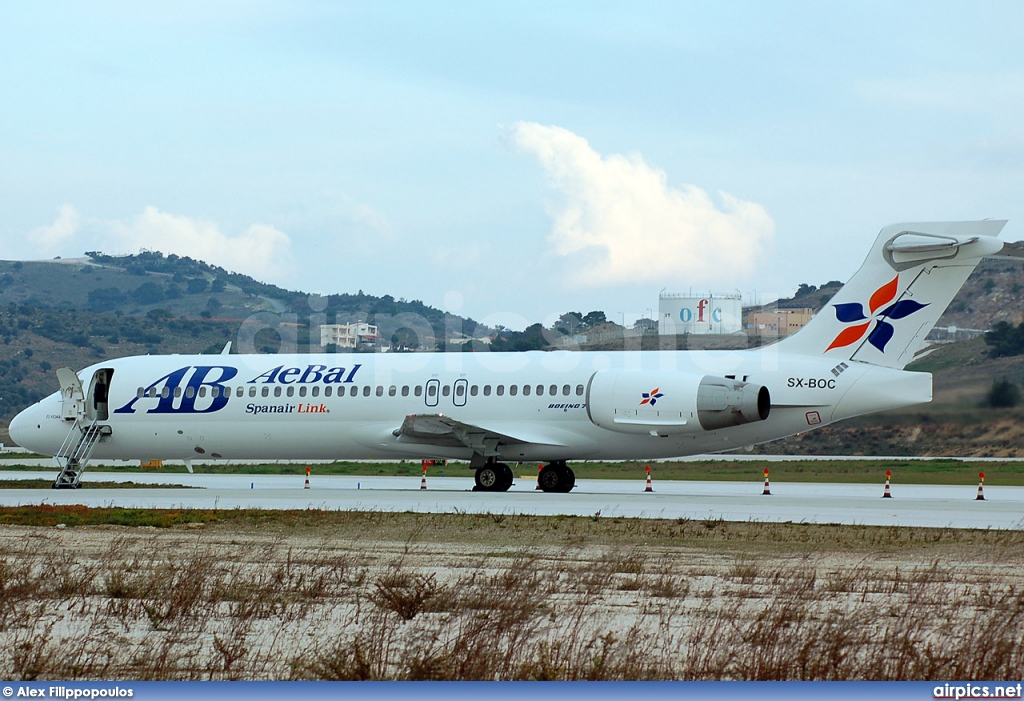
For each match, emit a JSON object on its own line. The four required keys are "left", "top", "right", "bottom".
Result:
{"left": 8, "top": 408, "right": 30, "bottom": 448}
{"left": 8, "top": 395, "right": 69, "bottom": 457}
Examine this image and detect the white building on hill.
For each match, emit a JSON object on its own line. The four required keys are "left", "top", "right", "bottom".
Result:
{"left": 320, "top": 323, "right": 379, "bottom": 349}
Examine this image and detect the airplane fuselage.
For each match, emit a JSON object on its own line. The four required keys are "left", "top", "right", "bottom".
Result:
{"left": 11, "top": 347, "right": 931, "bottom": 464}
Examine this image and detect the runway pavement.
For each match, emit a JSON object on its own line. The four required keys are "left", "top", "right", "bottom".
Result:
{"left": 1, "top": 470, "right": 1021, "bottom": 530}
{"left": 4, "top": 453, "right": 1024, "bottom": 467}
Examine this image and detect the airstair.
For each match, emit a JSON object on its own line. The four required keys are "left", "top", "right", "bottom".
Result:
{"left": 51, "top": 367, "right": 113, "bottom": 489}
{"left": 53, "top": 418, "right": 111, "bottom": 489}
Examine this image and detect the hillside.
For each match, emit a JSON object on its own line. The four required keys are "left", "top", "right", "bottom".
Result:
{"left": 0, "top": 252, "right": 488, "bottom": 350}
{"left": 0, "top": 258, "right": 274, "bottom": 321}
{"left": 940, "top": 258, "right": 1024, "bottom": 329}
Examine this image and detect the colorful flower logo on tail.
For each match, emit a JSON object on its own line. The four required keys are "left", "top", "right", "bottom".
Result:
{"left": 826, "top": 276, "right": 928, "bottom": 353}
{"left": 640, "top": 388, "right": 663, "bottom": 406}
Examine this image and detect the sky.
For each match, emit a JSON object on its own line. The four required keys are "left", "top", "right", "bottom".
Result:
{"left": 2, "top": 1, "right": 1023, "bottom": 330}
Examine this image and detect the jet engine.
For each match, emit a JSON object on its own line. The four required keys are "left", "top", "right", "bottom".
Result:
{"left": 586, "top": 370, "right": 770, "bottom": 436}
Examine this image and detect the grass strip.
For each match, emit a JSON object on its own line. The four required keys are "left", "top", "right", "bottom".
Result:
{"left": 1, "top": 458, "right": 1022, "bottom": 485}
{"left": 1, "top": 504, "right": 1022, "bottom": 553}
{"left": 0, "top": 479, "right": 197, "bottom": 490}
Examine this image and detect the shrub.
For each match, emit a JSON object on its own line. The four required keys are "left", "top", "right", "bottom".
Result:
{"left": 983, "top": 379, "right": 1020, "bottom": 408}
{"left": 985, "top": 321, "right": 1024, "bottom": 358}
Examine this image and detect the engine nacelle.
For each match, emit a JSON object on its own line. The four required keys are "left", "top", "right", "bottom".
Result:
{"left": 586, "top": 370, "right": 770, "bottom": 435}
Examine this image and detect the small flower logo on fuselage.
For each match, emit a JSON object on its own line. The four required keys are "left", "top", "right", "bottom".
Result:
{"left": 826, "top": 276, "right": 928, "bottom": 353}
{"left": 640, "top": 388, "right": 664, "bottom": 406}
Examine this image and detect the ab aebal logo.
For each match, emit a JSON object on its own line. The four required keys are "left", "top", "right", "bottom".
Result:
{"left": 114, "top": 363, "right": 362, "bottom": 414}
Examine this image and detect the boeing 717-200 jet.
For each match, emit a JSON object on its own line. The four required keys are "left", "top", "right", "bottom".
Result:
{"left": 9, "top": 220, "right": 1019, "bottom": 491}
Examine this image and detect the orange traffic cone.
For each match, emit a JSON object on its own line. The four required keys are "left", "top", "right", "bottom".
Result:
{"left": 882, "top": 469, "right": 892, "bottom": 498}
{"left": 304, "top": 465, "right": 310, "bottom": 490}
{"left": 761, "top": 467, "right": 771, "bottom": 495}
{"left": 644, "top": 464, "right": 653, "bottom": 492}
{"left": 536, "top": 463, "right": 543, "bottom": 490}
{"left": 420, "top": 460, "right": 428, "bottom": 490}
{"left": 976, "top": 472, "right": 986, "bottom": 501}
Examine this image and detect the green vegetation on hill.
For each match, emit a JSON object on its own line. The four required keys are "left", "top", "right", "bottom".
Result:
{"left": 0, "top": 303, "right": 239, "bottom": 419}
{"left": 983, "top": 379, "right": 1021, "bottom": 408}
{"left": 0, "top": 258, "right": 271, "bottom": 321}
{"left": 0, "top": 253, "right": 489, "bottom": 353}
{"left": 81, "top": 251, "right": 489, "bottom": 349}
{"left": 773, "top": 280, "right": 844, "bottom": 312}
{"left": 984, "top": 320, "right": 1024, "bottom": 358}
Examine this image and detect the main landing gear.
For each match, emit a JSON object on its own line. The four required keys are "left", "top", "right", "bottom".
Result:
{"left": 471, "top": 458, "right": 575, "bottom": 493}
{"left": 537, "top": 460, "right": 575, "bottom": 493}
{"left": 473, "top": 460, "right": 514, "bottom": 492}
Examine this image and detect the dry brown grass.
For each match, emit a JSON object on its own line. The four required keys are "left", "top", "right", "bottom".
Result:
{"left": 1, "top": 514, "right": 1023, "bottom": 680}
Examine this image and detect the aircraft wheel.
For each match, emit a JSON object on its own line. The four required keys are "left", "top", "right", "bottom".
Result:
{"left": 475, "top": 465, "right": 500, "bottom": 491}
{"left": 558, "top": 465, "right": 576, "bottom": 493}
{"left": 538, "top": 464, "right": 563, "bottom": 492}
{"left": 497, "top": 463, "right": 514, "bottom": 492}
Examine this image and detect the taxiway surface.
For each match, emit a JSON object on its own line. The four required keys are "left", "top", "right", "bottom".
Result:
{"left": 1, "top": 470, "right": 1020, "bottom": 530}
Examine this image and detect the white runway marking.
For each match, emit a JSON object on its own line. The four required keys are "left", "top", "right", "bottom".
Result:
{"left": 1, "top": 471, "right": 1021, "bottom": 530}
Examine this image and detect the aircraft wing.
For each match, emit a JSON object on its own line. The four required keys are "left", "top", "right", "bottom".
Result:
{"left": 393, "top": 414, "right": 566, "bottom": 457}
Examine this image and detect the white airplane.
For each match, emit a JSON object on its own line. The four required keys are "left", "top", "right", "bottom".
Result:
{"left": 8, "top": 221, "right": 1018, "bottom": 491}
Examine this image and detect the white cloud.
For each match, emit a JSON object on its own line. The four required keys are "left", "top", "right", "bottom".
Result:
{"left": 509, "top": 122, "right": 775, "bottom": 288}
{"left": 29, "top": 204, "right": 80, "bottom": 255}
{"left": 107, "top": 206, "right": 293, "bottom": 282}
{"left": 352, "top": 204, "right": 392, "bottom": 236}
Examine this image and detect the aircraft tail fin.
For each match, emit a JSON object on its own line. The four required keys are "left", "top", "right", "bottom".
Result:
{"left": 779, "top": 220, "right": 1008, "bottom": 369}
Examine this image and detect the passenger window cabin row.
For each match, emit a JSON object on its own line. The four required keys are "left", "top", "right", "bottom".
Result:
{"left": 134, "top": 383, "right": 587, "bottom": 400}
